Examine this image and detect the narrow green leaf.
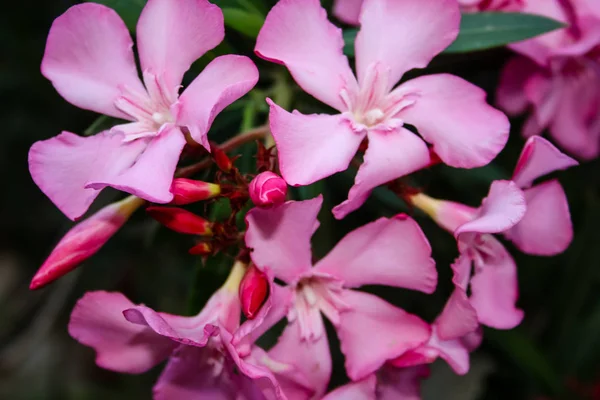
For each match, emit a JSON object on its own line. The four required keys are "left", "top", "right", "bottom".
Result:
{"left": 222, "top": 8, "right": 264, "bottom": 38}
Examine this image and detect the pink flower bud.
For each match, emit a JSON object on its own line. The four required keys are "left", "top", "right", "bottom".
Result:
{"left": 170, "top": 178, "right": 221, "bottom": 205}
{"left": 239, "top": 264, "right": 269, "bottom": 319}
{"left": 248, "top": 171, "right": 287, "bottom": 208}
{"left": 146, "top": 207, "right": 212, "bottom": 236}
{"left": 30, "top": 196, "right": 144, "bottom": 290}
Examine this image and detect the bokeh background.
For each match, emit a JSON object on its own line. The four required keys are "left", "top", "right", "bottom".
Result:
{"left": 1, "top": 0, "right": 599, "bottom": 399}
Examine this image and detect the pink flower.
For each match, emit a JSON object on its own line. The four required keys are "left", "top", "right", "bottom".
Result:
{"left": 29, "top": 0, "right": 258, "bottom": 220}
{"left": 68, "top": 263, "right": 297, "bottom": 400}
{"left": 29, "top": 196, "right": 144, "bottom": 290}
{"left": 497, "top": 0, "right": 600, "bottom": 159}
{"left": 249, "top": 171, "right": 288, "bottom": 208}
{"left": 256, "top": 0, "right": 509, "bottom": 219}
{"left": 241, "top": 196, "right": 437, "bottom": 393}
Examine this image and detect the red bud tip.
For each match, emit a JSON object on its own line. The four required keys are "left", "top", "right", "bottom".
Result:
{"left": 147, "top": 207, "right": 212, "bottom": 236}
{"left": 239, "top": 265, "right": 269, "bottom": 319}
{"left": 170, "top": 178, "right": 221, "bottom": 205}
{"left": 189, "top": 242, "right": 212, "bottom": 256}
{"left": 210, "top": 143, "right": 233, "bottom": 172}
{"left": 248, "top": 171, "right": 287, "bottom": 208}
{"left": 428, "top": 148, "right": 442, "bottom": 167}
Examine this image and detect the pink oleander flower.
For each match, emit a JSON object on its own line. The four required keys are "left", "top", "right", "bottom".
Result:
{"left": 29, "top": 0, "right": 258, "bottom": 220}
{"left": 240, "top": 195, "right": 437, "bottom": 395}
{"left": 497, "top": 0, "right": 600, "bottom": 159}
{"left": 30, "top": 195, "right": 144, "bottom": 290}
{"left": 249, "top": 171, "right": 288, "bottom": 208}
{"left": 256, "top": 0, "right": 509, "bottom": 219}
{"left": 412, "top": 135, "right": 577, "bottom": 329}
{"left": 68, "top": 263, "right": 306, "bottom": 400}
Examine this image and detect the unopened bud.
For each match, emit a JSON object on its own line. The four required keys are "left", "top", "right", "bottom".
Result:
{"left": 249, "top": 171, "right": 287, "bottom": 208}
{"left": 147, "top": 207, "right": 212, "bottom": 235}
{"left": 30, "top": 196, "right": 144, "bottom": 290}
{"left": 210, "top": 142, "right": 233, "bottom": 172}
{"left": 189, "top": 242, "right": 212, "bottom": 256}
{"left": 239, "top": 264, "right": 269, "bottom": 319}
{"left": 170, "top": 178, "right": 221, "bottom": 205}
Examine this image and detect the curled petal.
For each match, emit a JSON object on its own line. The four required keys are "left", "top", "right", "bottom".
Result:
{"left": 332, "top": 0, "right": 365, "bottom": 25}
{"left": 436, "top": 288, "right": 478, "bottom": 341}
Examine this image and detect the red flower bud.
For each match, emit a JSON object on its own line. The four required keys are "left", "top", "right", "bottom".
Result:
{"left": 189, "top": 242, "right": 212, "bottom": 256}
{"left": 248, "top": 171, "right": 287, "bottom": 208}
{"left": 147, "top": 207, "right": 212, "bottom": 235}
{"left": 210, "top": 143, "right": 233, "bottom": 172}
{"left": 170, "top": 178, "right": 221, "bottom": 205}
{"left": 239, "top": 264, "right": 269, "bottom": 319}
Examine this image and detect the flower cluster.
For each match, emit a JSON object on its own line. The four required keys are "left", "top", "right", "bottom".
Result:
{"left": 28, "top": 0, "right": 584, "bottom": 399}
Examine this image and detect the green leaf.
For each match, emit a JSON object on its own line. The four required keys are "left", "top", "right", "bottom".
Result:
{"left": 343, "top": 12, "right": 563, "bottom": 56}
{"left": 88, "top": 0, "right": 145, "bottom": 31}
{"left": 222, "top": 8, "right": 264, "bottom": 38}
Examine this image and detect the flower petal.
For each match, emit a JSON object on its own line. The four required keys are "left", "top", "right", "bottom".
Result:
{"left": 28, "top": 131, "right": 147, "bottom": 220}
{"left": 397, "top": 74, "right": 509, "bottom": 168}
{"left": 337, "top": 290, "right": 430, "bottom": 380}
{"left": 497, "top": 56, "right": 539, "bottom": 116}
{"left": 175, "top": 55, "right": 259, "bottom": 149}
{"left": 322, "top": 375, "right": 376, "bottom": 400}
{"left": 332, "top": 127, "right": 430, "bottom": 219}
{"left": 505, "top": 181, "right": 574, "bottom": 256}
{"left": 435, "top": 288, "right": 478, "bottom": 341}
{"left": 255, "top": 0, "right": 356, "bottom": 111}
{"left": 87, "top": 126, "right": 186, "bottom": 203}
{"left": 268, "top": 101, "right": 364, "bottom": 186}
{"left": 68, "top": 291, "right": 175, "bottom": 373}
{"left": 314, "top": 215, "right": 437, "bottom": 293}
{"left": 41, "top": 3, "right": 144, "bottom": 119}
{"left": 332, "top": 0, "right": 365, "bottom": 25}
{"left": 512, "top": 136, "right": 578, "bottom": 189}
{"left": 355, "top": 0, "right": 460, "bottom": 88}
{"left": 136, "top": 0, "right": 224, "bottom": 93}
{"left": 377, "top": 365, "right": 429, "bottom": 400}
{"left": 245, "top": 197, "right": 322, "bottom": 283}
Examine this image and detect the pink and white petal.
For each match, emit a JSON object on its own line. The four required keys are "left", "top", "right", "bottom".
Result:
{"left": 512, "top": 136, "right": 578, "bottom": 188}
{"left": 41, "top": 3, "right": 144, "bottom": 119}
{"left": 378, "top": 365, "right": 429, "bottom": 400}
{"left": 470, "top": 242, "right": 524, "bottom": 329}
{"left": 332, "top": 127, "right": 430, "bottom": 219}
{"left": 322, "top": 375, "right": 376, "bottom": 400}
{"left": 496, "top": 56, "right": 539, "bottom": 116}
{"left": 456, "top": 180, "right": 527, "bottom": 237}
{"left": 332, "top": 0, "right": 365, "bottom": 25}
{"left": 268, "top": 102, "right": 364, "bottom": 186}
{"left": 175, "top": 55, "right": 259, "bottom": 149}
{"left": 245, "top": 197, "right": 322, "bottom": 283}
{"left": 505, "top": 181, "right": 574, "bottom": 256}
{"left": 136, "top": 0, "right": 224, "bottom": 93}
{"left": 337, "top": 290, "right": 430, "bottom": 381}
{"left": 397, "top": 74, "right": 510, "bottom": 169}
{"left": 355, "top": 0, "right": 460, "bottom": 88}
{"left": 435, "top": 288, "right": 479, "bottom": 341}
{"left": 87, "top": 126, "right": 186, "bottom": 203}
{"left": 314, "top": 215, "right": 436, "bottom": 293}
{"left": 68, "top": 291, "right": 175, "bottom": 373}
{"left": 255, "top": 0, "right": 357, "bottom": 111}
{"left": 28, "top": 131, "right": 147, "bottom": 220}
{"left": 431, "top": 335, "right": 471, "bottom": 375}
{"left": 268, "top": 319, "right": 333, "bottom": 398}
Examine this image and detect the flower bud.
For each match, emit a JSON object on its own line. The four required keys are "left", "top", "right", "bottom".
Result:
{"left": 30, "top": 196, "right": 144, "bottom": 290}
{"left": 248, "top": 171, "right": 287, "bottom": 208}
{"left": 189, "top": 242, "right": 212, "bottom": 256}
{"left": 170, "top": 178, "right": 221, "bottom": 205}
{"left": 146, "top": 207, "right": 212, "bottom": 235}
{"left": 210, "top": 142, "right": 233, "bottom": 173}
{"left": 239, "top": 264, "right": 269, "bottom": 320}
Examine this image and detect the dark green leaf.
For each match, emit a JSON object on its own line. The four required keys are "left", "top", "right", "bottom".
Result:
{"left": 222, "top": 8, "right": 264, "bottom": 38}
{"left": 88, "top": 0, "right": 146, "bottom": 31}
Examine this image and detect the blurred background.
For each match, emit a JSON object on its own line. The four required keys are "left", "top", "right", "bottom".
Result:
{"left": 1, "top": 0, "right": 599, "bottom": 399}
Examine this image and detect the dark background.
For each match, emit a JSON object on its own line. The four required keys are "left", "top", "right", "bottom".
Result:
{"left": 1, "top": 1, "right": 599, "bottom": 399}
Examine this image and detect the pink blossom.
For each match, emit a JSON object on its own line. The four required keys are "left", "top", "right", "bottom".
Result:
{"left": 249, "top": 171, "right": 288, "bottom": 208}
{"left": 256, "top": 0, "right": 509, "bottom": 219}
{"left": 29, "top": 196, "right": 144, "bottom": 290}
{"left": 242, "top": 196, "right": 437, "bottom": 392}
{"left": 29, "top": 0, "right": 258, "bottom": 220}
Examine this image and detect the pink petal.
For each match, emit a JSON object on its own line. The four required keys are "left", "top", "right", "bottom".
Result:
{"left": 314, "top": 215, "right": 437, "bottom": 293}
{"left": 41, "top": 3, "right": 144, "bottom": 119}
{"left": 337, "top": 290, "right": 430, "bottom": 381}
{"left": 435, "top": 288, "right": 478, "bottom": 341}
{"left": 87, "top": 126, "right": 186, "bottom": 203}
{"left": 245, "top": 197, "right": 322, "bottom": 284}
{"left": 28, "top": 131, "right": 147, "bottom": 220}
{"left": 378, "top": 365, "right": 429, "bottom": 400}
{"left": 267, "top": 101, "right": 364, "bottom": 186}
{"left": 505, "top": 181, "right": 574, "bottom": 256}
{"left": 496, "top": 56, "right": 539, "bottom": 116}
{"left": 136, "top": 0, "right": 224, "bottom": 94}
{"left": 332, "top": 0, "right": 365, "bottom": 25}
{"left": 355, "top": 0, "right": 460, "bottom": 88}
{"left": 397, "top": 74, "right": 509, "bottom": 168}
{"left": 332, "top": 127, "right": 430, "bottom": 219}
{"left": 512, "top": 135, "right": 578, "bottom": 188}
{"left": 322, "top": 375, "right": 376, "bottom": 400}
{"left": 175, "top": 55, "right": 258, "bottom": 149}
{"left": 255, "top": 0, "right": 357, "bottom": 111}
{"left": 456, "top": 180, "right": 527, "bottom": 237}
{"left": 68, "top": 291, "right": 175, "bottom": 373}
